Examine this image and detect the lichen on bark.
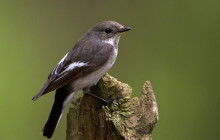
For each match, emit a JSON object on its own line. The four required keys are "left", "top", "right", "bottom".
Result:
{"left": 66, "top": 74, "right": 158, "bottom": 140}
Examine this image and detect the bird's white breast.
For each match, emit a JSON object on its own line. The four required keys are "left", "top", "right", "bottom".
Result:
{"left": 72, "top": 46, "right": 118, "bottom": 91}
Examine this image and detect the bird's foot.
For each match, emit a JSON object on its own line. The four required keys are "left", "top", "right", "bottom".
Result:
{"left": 102, "top": 96, "right": 122, "bottom": 105}
{"left": 84, "top": 91, "right": 122, "bottom": 105}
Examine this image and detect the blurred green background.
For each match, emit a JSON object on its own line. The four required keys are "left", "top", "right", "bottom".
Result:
{"left": 1, "top": 0, "right": 220, "bottom": 140}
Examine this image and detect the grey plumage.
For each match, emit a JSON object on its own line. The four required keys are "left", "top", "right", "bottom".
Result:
{"left": 32, "top": 21, "right": 131, "bottom": 138}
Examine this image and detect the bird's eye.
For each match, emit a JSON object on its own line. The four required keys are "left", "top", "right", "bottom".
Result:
{"left": 105, "top": 28, "right": 112, "bottom": 34}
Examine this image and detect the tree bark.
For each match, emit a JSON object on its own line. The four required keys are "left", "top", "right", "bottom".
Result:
{"left": 66, "top": 74, "right": 159, "bottom": 140}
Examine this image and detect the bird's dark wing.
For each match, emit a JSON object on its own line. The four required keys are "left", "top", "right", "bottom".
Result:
{"left": 32, "top": 43, "right": 114, "bottom": 101}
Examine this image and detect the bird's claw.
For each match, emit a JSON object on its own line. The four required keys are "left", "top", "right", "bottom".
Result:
{"left": 102, "top": 96, "right": 123, "bottom": 105}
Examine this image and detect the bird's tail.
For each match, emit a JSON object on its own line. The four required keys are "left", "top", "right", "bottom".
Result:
{"left": 42, "top": 102, "right": 63, "bottom": 139}
{"left": 42, "top": 88, "right": 74, "bottom": 139}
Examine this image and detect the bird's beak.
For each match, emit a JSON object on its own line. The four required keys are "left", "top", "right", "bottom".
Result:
{"left": 118, "top": 27, "right": 132, "bottom": 33}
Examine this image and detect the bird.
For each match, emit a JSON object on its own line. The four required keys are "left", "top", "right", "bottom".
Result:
{"left": 32, "top": 21, "right": 131, "bottom": 138}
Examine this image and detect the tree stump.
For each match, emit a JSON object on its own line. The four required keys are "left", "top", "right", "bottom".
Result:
{"left": 66, "top": 74, "right": 159, "bottom": 140}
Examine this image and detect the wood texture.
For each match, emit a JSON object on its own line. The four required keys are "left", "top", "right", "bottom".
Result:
{"left": 66, "top": 74, "right": 159, "bottom": 140}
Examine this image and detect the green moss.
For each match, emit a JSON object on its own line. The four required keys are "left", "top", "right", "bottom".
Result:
{"left": 66, "top": 74, "right": 158, "bottom": 140}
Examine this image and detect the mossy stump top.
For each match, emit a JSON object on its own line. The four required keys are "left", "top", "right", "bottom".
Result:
{"left": 66, "top": 74, "right": 158, "bottom": 140}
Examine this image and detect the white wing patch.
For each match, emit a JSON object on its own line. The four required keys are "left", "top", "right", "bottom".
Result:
{"left": 59, "top": 52, "right": 69, "bottom": 64}
{"left": 52, "top": 52, "right": 69, "bottom": 75}
{"left": 59, "top": 62, "right": 87, "bottom": 75}
{"left": 66, "top": 62, "right": 87, "bottom": 71}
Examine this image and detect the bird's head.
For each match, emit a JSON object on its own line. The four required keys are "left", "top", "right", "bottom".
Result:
{"left": 88, "top": 21, "right": 132, "bottom": 46}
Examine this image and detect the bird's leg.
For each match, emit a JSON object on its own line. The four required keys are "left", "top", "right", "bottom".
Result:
{"left": 83, "top": 88, "right": 122, "bottom": 105}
